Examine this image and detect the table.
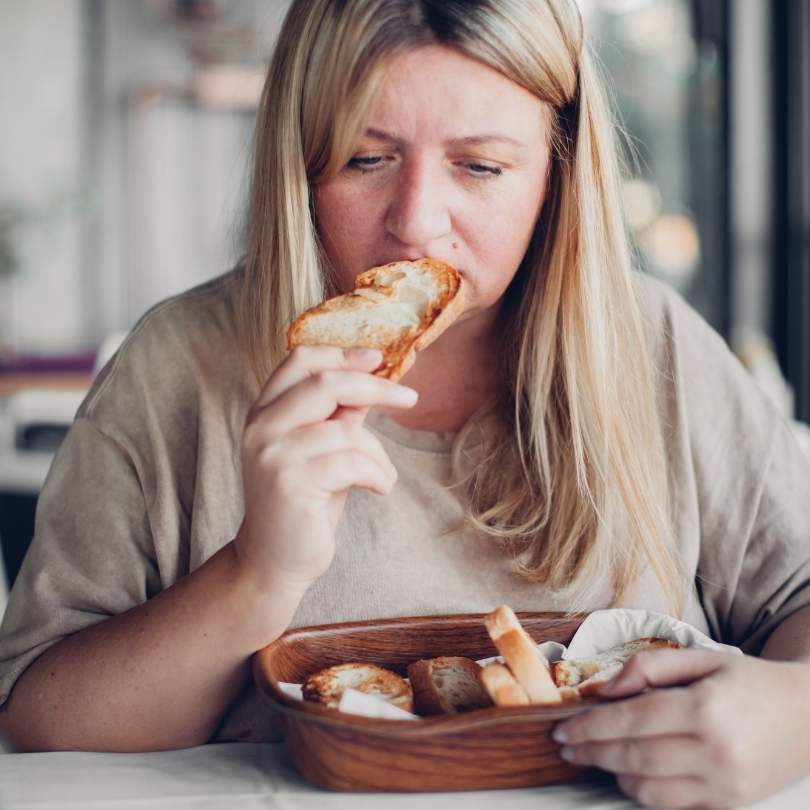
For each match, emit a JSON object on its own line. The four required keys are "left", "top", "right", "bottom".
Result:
{"left": 2, "top": 743, "right": 810, "bottom": 810}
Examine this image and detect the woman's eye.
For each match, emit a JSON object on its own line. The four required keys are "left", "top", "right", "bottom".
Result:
{"left": 347, "top": 155, "right": 385, "bottom": 171}
{"left": 464, "top": 163, "right": 503, "bottom": 177}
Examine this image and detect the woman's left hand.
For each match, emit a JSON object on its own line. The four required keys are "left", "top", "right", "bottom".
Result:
{"left": 552, "top": 649, "right": 810, "bottom": 809}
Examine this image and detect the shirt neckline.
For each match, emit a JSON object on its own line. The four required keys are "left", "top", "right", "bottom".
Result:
{"left": 365, "top": 409, "right": 457, "bottom": 454}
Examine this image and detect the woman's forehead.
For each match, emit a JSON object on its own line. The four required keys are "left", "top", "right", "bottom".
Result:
{"left": 358, "top": 45, "right": 549, "bottom": 147}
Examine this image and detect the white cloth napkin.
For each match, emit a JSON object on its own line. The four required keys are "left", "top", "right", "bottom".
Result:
{"left": 277, "top": 680, "right": 419, "bottom": 719}
{"left": 561, "top": 608, "right": 742, "bottom": 659}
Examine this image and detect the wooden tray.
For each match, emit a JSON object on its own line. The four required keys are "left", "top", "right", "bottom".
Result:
{"left": 253, "top": 611, "right": 599, "bottom": 792}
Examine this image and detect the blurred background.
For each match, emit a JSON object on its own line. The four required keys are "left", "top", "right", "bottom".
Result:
{"left": 0, "top": 0, "right": 809, "bottom": 607}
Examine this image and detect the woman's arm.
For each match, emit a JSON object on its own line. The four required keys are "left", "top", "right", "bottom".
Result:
{"left": 0, "top": 347, "right": 416, "bottom": 754}
{"left": 0, "top": 540, "right": 305, "bottom": 753}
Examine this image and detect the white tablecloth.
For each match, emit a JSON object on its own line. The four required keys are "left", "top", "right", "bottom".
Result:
{"left": 2, "top": 742, "right": 810, "bottom": 810}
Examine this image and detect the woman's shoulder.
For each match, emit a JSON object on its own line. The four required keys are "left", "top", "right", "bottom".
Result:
{"left": 120, "top": 267, "right": 244, "bottom": 359}
{"left": 631, "top": 271, "right": 732, "bottom": 371}
{"left": 631, "top": 270, "right": 785, "bottom": 454}
{"left": 632, "top": 270, "right": 700, "bottom": 333}
{"left": 78, "top": 267, "right": 250, "bottom": 428}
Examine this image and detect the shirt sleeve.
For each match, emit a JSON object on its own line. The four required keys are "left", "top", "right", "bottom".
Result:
{"left": 0, "top": 415, "right": 160, "bottom": 707}
{"left": 661, "top": 285, "right": 810, "bottom": 654}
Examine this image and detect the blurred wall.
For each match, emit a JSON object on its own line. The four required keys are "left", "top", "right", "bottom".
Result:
{"left": 91, "top": 1, "right": 278, "bottom": 344}
{"left": 1, "top": 1, "right": 289, "bottom": 357}
{"left": 0, "top": 1, "right": 85, "bottom": 353}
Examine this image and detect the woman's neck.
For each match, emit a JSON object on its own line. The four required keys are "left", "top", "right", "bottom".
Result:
{"left": 375, "top": 312, "right": 502, "bottom": 433}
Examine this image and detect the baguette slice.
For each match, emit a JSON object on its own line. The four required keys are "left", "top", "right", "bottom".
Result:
{"left": 407, "top": 656, "right": 494, "bottom": 715}
{"left": 287, "top": 258, "right": 464, "bottom": 382}
{"left": 484, "top": 605, "right": 562, "bottom": 705}
{"left": 479, "top": 662, "right": 530, "bottom": 707}
{"left": 552, "top": 637, "right": 680, "bottom": 699}
{"left": 302, "top": 662, "right": 414, "bottom": 712}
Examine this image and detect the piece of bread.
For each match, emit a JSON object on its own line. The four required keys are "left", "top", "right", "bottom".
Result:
{"left": 407, "top": 656, "right": 494, "bottom": 715}
{"left": 484, "top": 605, "right": 562, "bottom": 705}
{"left": 302, "top": 662, "right": 414, "bottom": 712}
{"left": 287, "top": 259, "right": 464, "bottom": 382}
{"left": 552, "top": 637, "right": 680, "bottom": 699}
{"left": 479, "top": 662, "right": 530, "bottom": 707}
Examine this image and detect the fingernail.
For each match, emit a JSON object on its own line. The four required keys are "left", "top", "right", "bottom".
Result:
{"left": 394, "top": 387, "right": 418, "bottom": 404}
{"left": 551, "top": 726, "right": 567, "bottom": 743}
{"left": 559, "top": 746, "right": 575, "bottom": 762}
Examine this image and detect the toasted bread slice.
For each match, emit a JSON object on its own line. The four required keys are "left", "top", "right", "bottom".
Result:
{"left": 302, "top": 662, "right": 413, "bottom": 712}
{"left": 479, "top": 662, "right": 530, "bottom": 707}
{"left": 287, "top": 259, "right": 464, "bottom": 382}
{"left": 407, "top": 656, "right": 493, "bottom": 715}
{"left": 484, "top": 606, "right": 562, "bottom": 705}
{"left": 552, "top": 637, "right": 680, "bottom": 699}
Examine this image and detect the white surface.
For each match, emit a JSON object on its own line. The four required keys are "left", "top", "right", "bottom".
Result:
{"left": 1, "top": 742, "right": 809, "bottom": 810}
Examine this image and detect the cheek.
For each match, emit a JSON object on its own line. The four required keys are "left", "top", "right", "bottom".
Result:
{"left": 314, "top": 183, "right": 380, "bottom": 288}
{"left": 464, "top": 187, "right": 544, "bottom": 296}
{"left": 314, "top": 184, "right": 354, "bottom": 248}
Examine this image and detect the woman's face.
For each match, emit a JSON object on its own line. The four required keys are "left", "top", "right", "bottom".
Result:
{"left": 314, "top": 45, "right": 552, "bottom": 330}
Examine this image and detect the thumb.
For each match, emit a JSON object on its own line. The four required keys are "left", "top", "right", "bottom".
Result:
{"left": 598, "top": 648, "right": 725, "bottom": 698}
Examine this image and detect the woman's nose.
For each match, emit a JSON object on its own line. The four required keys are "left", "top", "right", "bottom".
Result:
{"left": 384, "top": 160, "right": 452, "bottom": 248}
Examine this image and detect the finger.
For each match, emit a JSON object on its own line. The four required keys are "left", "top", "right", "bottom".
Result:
{"left": 304, "top": 449, "right": 397, "bottom": 497}
{"left": 616, "top": 773, "right": 707, "bottom": 809}
{"left": 275, "top": 421, "right": 393, "bottom": 472}
{"left": 255, "top": 371, "right": 417, "bottom": 440}
{"left": 553, "top": 687, "right": 696, "bottom": 744}
{"left": 599, "top": 649, "right": 726, "bottom": 699}
{"left": 258, "top": 346, "right": 383, "bottom": 408}
{"left": 561, "top": 735, "right": 705, "bottom": 778}
{"left": 331, "top": 405, "right": 370, "bottom": 429}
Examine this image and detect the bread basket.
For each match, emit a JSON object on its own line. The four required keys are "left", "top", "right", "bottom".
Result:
{"left": 253, "top": 611, "right": 599, "bottom": 792}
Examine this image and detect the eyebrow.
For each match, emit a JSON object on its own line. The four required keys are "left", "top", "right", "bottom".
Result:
{"left": 364, "top": 128, "right": 528, "bottom": 148}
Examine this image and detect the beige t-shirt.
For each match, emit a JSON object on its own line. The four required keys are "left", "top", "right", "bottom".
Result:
{"left": 2, "top": 268, "right": 809, "bottom": 742}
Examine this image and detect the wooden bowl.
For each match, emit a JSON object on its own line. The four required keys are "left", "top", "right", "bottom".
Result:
{"left": 253, "top": 611, "right": 600, "bottom": 792}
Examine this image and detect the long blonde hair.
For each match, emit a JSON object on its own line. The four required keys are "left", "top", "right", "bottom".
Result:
{"left": 241, "top": 0, "right": 682, "bottom": 614}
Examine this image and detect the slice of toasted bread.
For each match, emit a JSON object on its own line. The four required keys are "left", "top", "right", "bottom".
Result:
{"left": 484, "top": 606, "right": 562, "bottom": 705}
{"left": 552, "top": 637, "right": 680, "bottom": 698}
{"left": 287, "top": 259, "right": 464, "bottom": 382}
{"left": 302, "top": 662, "right": 413, "bottom": 712}
{"left": 479, "top": 662, "right": 530, "bottom": 707}
{"left": 407, "top": 656, "right": 494, "bottom": 715}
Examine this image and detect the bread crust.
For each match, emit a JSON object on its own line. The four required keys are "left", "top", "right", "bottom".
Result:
{"left": 302, "top": 662, "right": 414, "bottom": 712}
{"left": 286, "top": 258, "right": 464, "bottom": 382}
{"left": 479, "top": 662, "right": 530, "bottom": 707}
{"left": 484, "top": 606, "right": 562, "bottom": 705}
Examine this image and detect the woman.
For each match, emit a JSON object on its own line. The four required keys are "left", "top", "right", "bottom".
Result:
{"left": 2, "top": 1, "right": 810, "bottom": 806}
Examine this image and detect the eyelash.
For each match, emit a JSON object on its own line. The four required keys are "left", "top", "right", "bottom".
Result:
{"left": 346, "top": 155, "right": 504, "bottom": 178}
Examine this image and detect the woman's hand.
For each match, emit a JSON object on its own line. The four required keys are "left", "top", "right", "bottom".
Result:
{"left": 552, "top": 649, "right": 810, "bottom": 809}
{"left": 232, "top": 345, "right": 418, "bottom": 594}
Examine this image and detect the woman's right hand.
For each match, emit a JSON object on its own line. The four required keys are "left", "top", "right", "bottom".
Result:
{"left": 232, "top": 345, "right": 418, "bottom": 595}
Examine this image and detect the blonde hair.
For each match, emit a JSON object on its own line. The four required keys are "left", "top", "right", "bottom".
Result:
{"left": 241, "top": 0, "right": 682, "bottom": 614}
